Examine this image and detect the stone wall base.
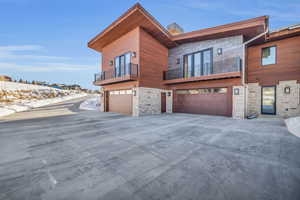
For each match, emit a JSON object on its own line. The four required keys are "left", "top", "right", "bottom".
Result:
{"left": 246, "top": 80, "right": 300, "bottom": 118}
{"left": 133, "top": 87, "right": 172, "bottom": 116}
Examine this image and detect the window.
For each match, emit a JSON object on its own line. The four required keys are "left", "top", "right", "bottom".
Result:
{"left": 262, "top": 46, "right": 276, "bottom": 65}
{"left": 114, "top": 52, "right": 131, "bottom": 77}
{"left": 176, "top": 88, "right": 227, "bottom": 95}
{"left": 183, "top": 49, "right": 212, "bottom": 78}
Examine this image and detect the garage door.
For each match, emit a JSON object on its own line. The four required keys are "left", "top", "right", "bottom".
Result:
{"left": 174, "top": 88, "right": 231, "bottom": 116}
{"left": 108, "top": 90, "right": 132, "bottom": 115}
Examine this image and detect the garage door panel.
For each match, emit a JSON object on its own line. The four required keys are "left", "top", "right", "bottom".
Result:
{"left": 108, "top": 90, "right": 132, "bottom": 115}
{"left": 174, "top": 88, "right": 231, "bottom": 116}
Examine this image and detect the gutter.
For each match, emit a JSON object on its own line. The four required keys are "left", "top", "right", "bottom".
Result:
{"left": 241, "top": 28, "right": 269, "bottom": 118}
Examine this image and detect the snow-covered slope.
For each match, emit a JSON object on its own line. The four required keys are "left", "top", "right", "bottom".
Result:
{"left": 0, "top": 81, "right": 87, "bottom": 117}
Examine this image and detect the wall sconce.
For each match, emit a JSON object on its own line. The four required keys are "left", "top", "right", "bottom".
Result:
{"left": 100, "top": 92, "right": 104, "bottom": 97}
{"left": 284, "top": 86, "right": 291, "bottom": 94}
{"left": 133, "top": 90, "right": 137, "bottom": 96}
{"left": 176, "top": 58, "right": 180, "bottom": 64}
{"left": 132, "top": 51, "right": 137, "bottom": 58}
{"left": 234, "top": 88, "right": 239, "bottom": 95}
{"left": 109, "top": 60, "right": 114, "bottom": 66}
{"left": 217, "top": 48, "right": 222, "bottom": 56}
{"left": 167, "top": 92, "right": 171, "bottom": 96}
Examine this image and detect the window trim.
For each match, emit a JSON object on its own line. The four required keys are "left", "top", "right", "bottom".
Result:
{"left": 261, "top": 45, "right": 277, "bottom": 66}
{"left": 261, "top": 85, "right": 276, "bottom": 115}
{"left": 183, "top": 48, "right": 213, "bottom": 77}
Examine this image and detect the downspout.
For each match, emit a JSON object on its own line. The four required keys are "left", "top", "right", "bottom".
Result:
{"left": 241, "top": 28, "right": 269, "bottom": 118}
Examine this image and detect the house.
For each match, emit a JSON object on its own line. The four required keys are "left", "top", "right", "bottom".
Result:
{"left": 0, "top": 75, "right": 12, "bottom": 82}
{"left": 89, "top": 3, "right": 298, "bottom": 118}
{"left": 247, "top": 24, "right": 300, "bottom": 118}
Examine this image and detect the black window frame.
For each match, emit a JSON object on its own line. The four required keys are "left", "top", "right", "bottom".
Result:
{"left": 261, "top": 85, "right": 276, "bottom": 115}
{"left": 114, "top": 52, "right": 132, "bottom": 77}
{"left": 183, "top": 48, "right": 213, "bottom": 78}
{"left": 261, "top": 46, "right": 277, "bottom": 66}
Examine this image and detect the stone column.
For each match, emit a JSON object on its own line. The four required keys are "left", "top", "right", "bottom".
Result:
{"left": 232, "top": 86, "right": 245, "bottom": 119}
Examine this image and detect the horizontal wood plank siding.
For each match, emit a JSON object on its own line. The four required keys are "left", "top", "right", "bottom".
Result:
{"left": 139, "top": 28, "right": 168, "bottom": 89}
{"left": 247, "top": 36, "right": 300, "bottom": 85}
{"left": 101, "top": 27, "right": 140, "bottom": 77}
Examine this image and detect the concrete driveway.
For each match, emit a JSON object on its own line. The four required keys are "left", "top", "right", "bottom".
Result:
{"left": 0, "top": 98, "right": 300, "bottom": 200}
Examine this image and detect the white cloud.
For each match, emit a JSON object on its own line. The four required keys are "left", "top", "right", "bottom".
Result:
{"left": 0, "top": 62, "right": 95, "bottom": 72}
{"left": 0, "top": 45, "right": 70, "bottom": 60}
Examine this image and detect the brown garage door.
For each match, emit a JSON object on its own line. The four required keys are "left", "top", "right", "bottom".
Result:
{"left": 108, "top": 90, "right": 132, "bottom": 115}
{"left": 174, "top": 88, "right": 232, "bottom": 116}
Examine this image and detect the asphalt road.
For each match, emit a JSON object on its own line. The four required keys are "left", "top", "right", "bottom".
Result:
{"left": 0, "top": 97, "right": 300, "bottom": 200}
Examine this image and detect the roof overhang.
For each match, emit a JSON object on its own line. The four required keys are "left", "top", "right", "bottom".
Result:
{"left": 88, "top": 4, "right": 268, "bottom": 52}
{"left": 267, "top": 25, "right": 300, "bottom": 42}
{"left": 88, "top": 3, "right": 176, "bottom": 52}
{"left": 173, "top": 16, "right": 268, "bottom": 44}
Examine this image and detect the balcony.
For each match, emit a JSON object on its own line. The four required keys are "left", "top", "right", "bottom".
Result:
{"left": 94, "top": 63, "right": 139, "bottom": 86}
{"left": 163, "top": 57, "right": 241, "bottom": 84}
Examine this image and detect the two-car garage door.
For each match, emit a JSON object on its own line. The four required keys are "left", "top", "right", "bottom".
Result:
{"left": 173, "top": 87, "right": 232, "bottom": 117}
{"left": 108, "top": 90, "right": 132, "bottom": 115}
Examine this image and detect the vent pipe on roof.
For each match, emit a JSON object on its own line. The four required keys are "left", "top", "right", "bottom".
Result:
{"left": 167, "top": 23, "right": 184, "bottom": 35}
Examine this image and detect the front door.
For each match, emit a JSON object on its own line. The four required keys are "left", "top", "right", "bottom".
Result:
{"left": 161, "top": 92, "right": 166, "bottom": 113}
{"left": 261, "top": 86, "right": 276, "bottom": 115}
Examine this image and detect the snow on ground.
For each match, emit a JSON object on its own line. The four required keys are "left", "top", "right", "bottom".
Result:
{"left": 0, "top": 93, "right": 87, "bottom": 117}
{"left": 79, "top": 95, "right": 101, "bottom": 111}
{"left": 0, "top": 81, "right": 87, "bottom": 117}
{"left": 285, "top": 117, "right": 300, "bottom": 137}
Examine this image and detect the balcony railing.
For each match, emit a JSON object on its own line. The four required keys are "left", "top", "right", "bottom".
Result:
{"left": 94, "top": 63, "right": 138, "bottom": 84}
{"left": 164, "top": 56, "right": 241, "bottom": 80}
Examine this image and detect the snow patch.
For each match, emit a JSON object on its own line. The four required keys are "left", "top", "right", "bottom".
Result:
{"left": 285, "top": 117, "right": 300, "bottom": 137}
{"left": 79, "top": 96, "right": 101, "bottom": 111}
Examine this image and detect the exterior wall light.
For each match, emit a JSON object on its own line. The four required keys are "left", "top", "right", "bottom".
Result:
{"left": 167, "top": 92, "right": 171, "bottom": 96}
{"left": 176, "top": 58, "right": 180, "bottom": 64}
{"left": 109, "top": 60, "right": 114, "bottom": 66}
{"left": 133, "top": 89, "right": 137, "bottom": 96}
{"left": 284, "top": 86, "right": 291, "bottom": 94}
{"left": 234, "top": 88, "right": 239, "bottom": 95}
{"left": 132, "top": 52, "right": 137, "bottom": 58}
{"left": 217, "top": 48, "right": 222, "bottom": 56}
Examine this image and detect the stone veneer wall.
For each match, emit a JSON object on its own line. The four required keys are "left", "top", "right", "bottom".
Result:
{"left": 232, "top": 86, "right": 245, "bottom": 119}
{"left": 246, "top": 81, "right": 300, "bottom": 118}
{"left": 247, "top": 83, "right": 261, "bottom": 116}
{"left": 276, "top": 80, "right": 300, "bottom": 117}
{"left": 132, "top": 87, "right": 172, "bottom": 116}
{"left": 168, "top": 35, "right": 243, "bottom": 70}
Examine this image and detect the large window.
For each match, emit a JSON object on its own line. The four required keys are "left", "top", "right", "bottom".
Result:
{"left": 114, "top": 52, "right": 131, "bottom": 77}
{"left": 183, "top": 49, "right": 212, "bottom": 78}
{"left": 262, "top": 46, "right": 276, "bottom": 65}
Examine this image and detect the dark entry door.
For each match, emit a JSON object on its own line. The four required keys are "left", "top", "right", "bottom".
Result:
{"left": 161, "top": 92, "right": 166, "bottom": 113}
{"left": 261, "top": 86, "right": 276, "bottom": 115}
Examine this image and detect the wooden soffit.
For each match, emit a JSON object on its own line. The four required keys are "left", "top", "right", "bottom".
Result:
{"left": 88, "top": 3, "right": 175, "bottom": 51}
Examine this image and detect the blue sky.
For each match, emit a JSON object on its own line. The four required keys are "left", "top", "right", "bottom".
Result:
{"left": 0, "top": 0, "right": 299, "bottom": 89}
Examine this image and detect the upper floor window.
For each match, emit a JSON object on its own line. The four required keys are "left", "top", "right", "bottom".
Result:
{"left": 114, "top": 52, "right": 131, "bottom": 77}
{"left": 183, "top": 48, "right": 212, "bottom": 78}
{"left": 262, "top": 46, "right": 276, "bottom": 66}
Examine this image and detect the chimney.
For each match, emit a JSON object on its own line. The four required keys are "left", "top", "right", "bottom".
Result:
{"left": 167, "top": 23, "right": 184, "bottom": 35}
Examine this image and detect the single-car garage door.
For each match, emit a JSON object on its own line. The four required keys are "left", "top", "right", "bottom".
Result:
{"left": 174, "top": 88, "right": 232, "bottom": 116}
{"left": 108, "top": 90, "right": 132, "bottom": 115}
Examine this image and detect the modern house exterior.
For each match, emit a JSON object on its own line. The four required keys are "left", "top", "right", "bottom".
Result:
{"left": 246, "top": 24, "right": 300, "bottom": 118}
{"left": 88, "top": 3, "right": 300, "bottom": 119}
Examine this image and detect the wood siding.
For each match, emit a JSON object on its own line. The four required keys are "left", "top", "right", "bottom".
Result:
{"left": 247, "top": 36, "right": 300, "bottom": 85}
{"left": 101, "top": 27, "right": 140, "bottom": 91}
{"left": 139, "top": 28, "right": 168, "bottom": 89}
{"left": 101, "top": 27, "right": 139, "bottom": 78}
